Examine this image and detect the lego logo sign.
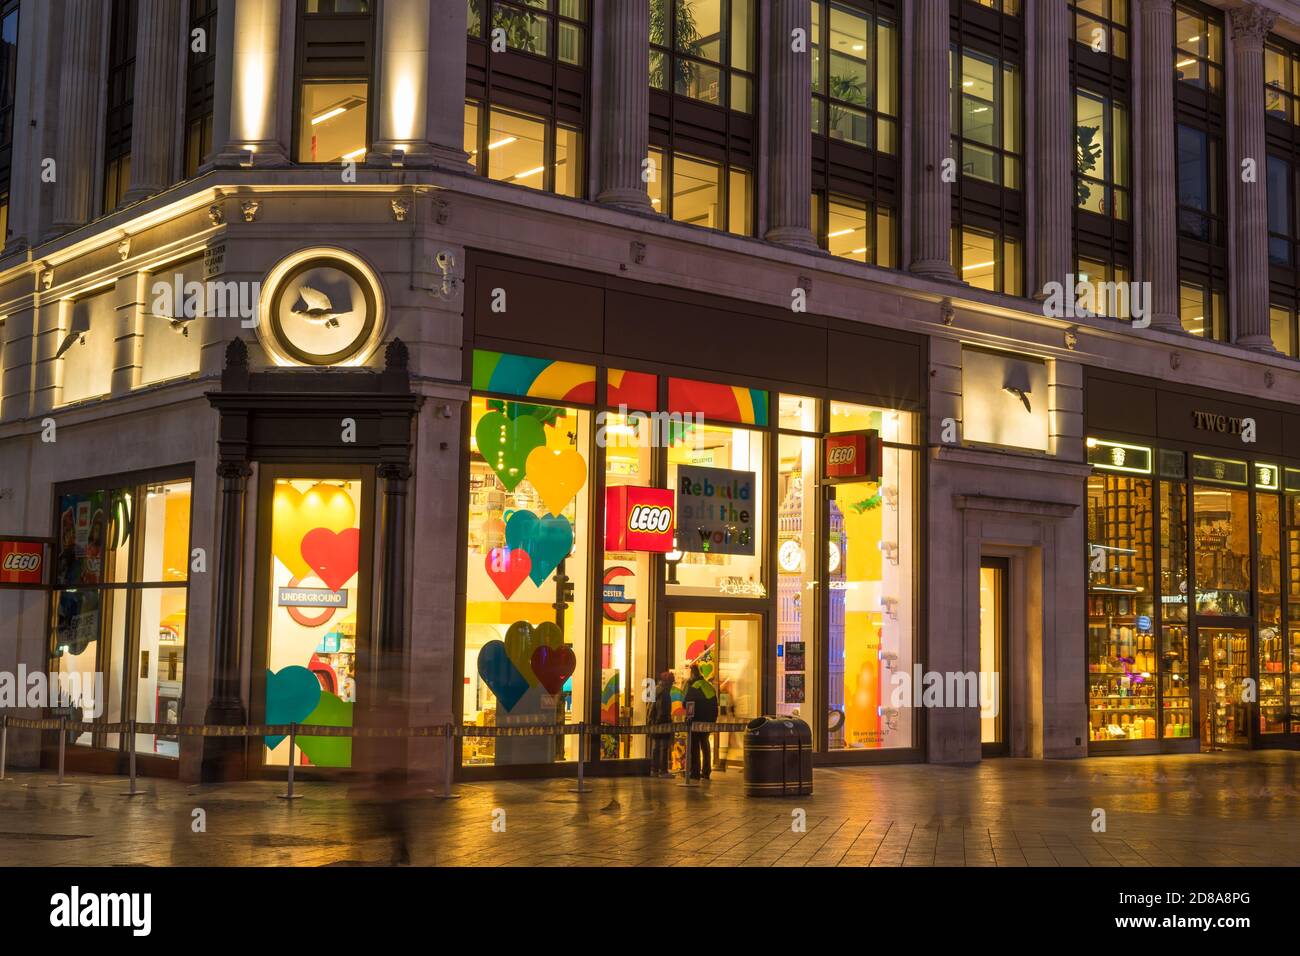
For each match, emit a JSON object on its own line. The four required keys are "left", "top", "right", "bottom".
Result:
{"left": 605, "top": 486, "right": 675, "bottom": 553}
{"left": 825, "top": 431, "right": 881, "bottom": 481}
{"left": 0, "top": 539, "right": 47, "bottom": 587}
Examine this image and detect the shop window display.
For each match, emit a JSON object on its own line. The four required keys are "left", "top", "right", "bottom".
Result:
{"left": 464, "top": 395, "right": 591, "bottom": 766}
{"left": 263, "top": 478, "right": 364, "bottom": 769}
{"left": 1159, "top": 478, "right": 1192, "bottom": 737}
{"left": 776, "top": 424, "right": 819, "bottom": 731}
{"left": 1258, "top": 491, "right": 1285, "bottom": 734}
{"left": 1192, "top": 482, "right": 1251, "bottom": 617}
{"left": 1287, "top": 491, "right": 1300, "bottom": 733}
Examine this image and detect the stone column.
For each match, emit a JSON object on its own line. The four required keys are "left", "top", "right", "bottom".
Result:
{"left": 49, "top": 0, "right": 105, "bottom": 235}
{"left": 1033, "top": 0, "right": 1073, "bottom": 295}
{"left": 124, "top": 0, "right": 184, "bottom": 201}
{"left": 200, "top": 458, "right": 252, "bottom": 780}
{"left": 213, "top": 0, "right": 290, "bottom": 167}
{"left": 763, "top": 0, "right": 815, "bottom": 246}
{"left": 1229, "top": 4, "right": 1278, "bottom": 350}
{"left": 910, "top": 0, "right": 956, "bottom": 279}
{"left": 595, "top": 0, "right": 652, "bottom": 210}
{"left": 1137, "top": 0, "right": 1181, "bottom": 331}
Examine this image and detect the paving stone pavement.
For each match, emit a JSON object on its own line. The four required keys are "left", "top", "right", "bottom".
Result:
{"left": 1, "top": 750, "right": 1297, "bottom": 866}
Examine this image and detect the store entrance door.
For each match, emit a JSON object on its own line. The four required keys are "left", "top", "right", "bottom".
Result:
{"left": 670, "top": 610, "right": 763, "bottom": 771}
{"left": 979, "top": 558, "right": 1009, "bottom": 756}
{"left": 1197, "top": 627, "right": 1252, "bottom": 751}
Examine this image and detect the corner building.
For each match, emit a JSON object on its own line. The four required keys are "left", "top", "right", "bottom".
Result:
{"left": 0, "top": 0, "right": 1297, "bottom": 784}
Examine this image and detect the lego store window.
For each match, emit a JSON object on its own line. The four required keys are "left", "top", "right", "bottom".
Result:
{"left": 464, "top": 395, "right": 591, "bottom": 767}
{"left": 827, "top": 401, "right": 916, "bottom": 750}
{"left": 1070, "top": 0, "right": 1127, "bottom": 58}
{"left": 651, "top": 0, "right": 755, "bottom": 112}
{"left": 464, "top": 101, "right": 583, "bottom": 197}
{"left": 776, "top": 395, "right": 820, "bottom": 731}
{"left": 50, "top": 478, "right": 192, "bottom": 757}
{"left": 1074, "top": 91, "right": 1129, "bottom": 220}
{"left": 951, "top": 225, "right": 1021, "bottom": 296}
{"left": 646, "top": 147, "right": 751, "bottom": 235}
{"left": 294, "top": 0, "right": 373, "bottom": 164}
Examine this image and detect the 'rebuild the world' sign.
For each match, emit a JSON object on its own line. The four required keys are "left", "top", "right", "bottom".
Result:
{"left": 676, "top": 465, "right": 755, "bottom": 555}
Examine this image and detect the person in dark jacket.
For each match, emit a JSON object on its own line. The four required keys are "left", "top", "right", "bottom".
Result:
{"left": 683, "top": 663, "right": 718, "bottom": 779}
{"left": 649, "top": 670, "right": 675, "bottom": 776}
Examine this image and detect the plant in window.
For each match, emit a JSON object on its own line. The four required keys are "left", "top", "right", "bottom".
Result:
{"left": 1075, "top": 122, "right": 1102, "bottom": 207}
{"left": 491, "top": 2, "right": 544, "bottom": 54}
{"left": 651, "top": 0, "right": 700, "bottom": 92}
{"left": 827, "top": 73, "right": 867, "bottom": 138}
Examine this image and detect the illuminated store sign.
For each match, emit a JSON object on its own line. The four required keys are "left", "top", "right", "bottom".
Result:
{"left": 1192, "top": 455, "right": 1248, "bottom": 486}
{"left": 604, "top": 486, "right": 674, "bottom": 553}
{"left": 1086, "top": 438, "right": 1152, "bottom": 474}
{"left": 824, "top": 430, "right": 882, "bottom": 481}
{"left": 0, "top": 538, "right": 48, "bottom": 588}
{"left": 1191, "top": 411, "right": 1250, "bottom": 436}
{"left": 1255, "top": 463, "right": 1280, "bottom": 491}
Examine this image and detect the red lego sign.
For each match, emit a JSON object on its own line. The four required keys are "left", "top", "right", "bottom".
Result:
{"left": 605, "top": 486, "right": 675, "bottom": 553}
{"left": 825, "top": 430, "right": 882, "bottom": 481}
{"left": 0, "top": 538, "right": 49, "bottom": 587}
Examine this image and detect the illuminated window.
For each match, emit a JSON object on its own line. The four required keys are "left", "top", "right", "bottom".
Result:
{"left": 812, "top": 193, "right": 894, "bottom": 267}
{"left": 648, "top": 148, "right": 750, "bottom": 236}
{"left": 952, "top": 226, "right": 1021, "bottom": 295}
{"left": 1070, "top": 0, "right": 1127, "bottom": 58}
{"left": 811, "top": 1, "right": 897, "bottom": 153}
{"left": 467, "top": 105, "right": 583, "bottom": 197}
{"left": 184, "top": 0, "right": 217, "bottom": 178}
{"left": 467, "top": 0, "right": 587, "bottom": 66}
{"left": 1075, "top": 90, "right": 1129, "bottom": 219}
{"left": 1270, "top": 304, "right": 1295, "bottom": 357}
{"left": 1178, "top": 281, "right": 1225, "bottom": 340}
{"left": 102, "top": 0, "right": 136, "bottom": 212}
{"left": 1265, "top": 43, "right": 1300, "bottom": 124}
{"left": 298, "top": 82, "right": 369, "bottom": 164}
{"left": 1174, "top": 3, "right": 1221, "bottom": 93}
{"left": 1076, "top": 256, "right": 1132, "bottom": 320}
{"left": 967, "top": 0, "right": 1019, "bottom": 14}
{"left": 295, "top": 0, "right": 372, "bottom": 164}
{"left": 651, "top": 0, "right": 756, "bottom": 113}
{"left": 951, "top": 47, "right": 1021, "bottom": 188}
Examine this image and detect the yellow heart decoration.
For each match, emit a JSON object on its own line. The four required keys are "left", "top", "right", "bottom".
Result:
{"left": 271, "top": 482, "right": 357, "bottom": 581}
{"left": 525, "top": 447, "right": 587, "bottom": 516}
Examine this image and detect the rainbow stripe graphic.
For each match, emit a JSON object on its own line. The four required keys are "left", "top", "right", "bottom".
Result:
{"left": 667, "top": 376, "right": 769, "bottom": 426}
{"left": 473, "top": 350, "right": 597, "bottom": 404}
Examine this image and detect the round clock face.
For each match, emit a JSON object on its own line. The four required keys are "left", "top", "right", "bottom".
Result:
{"left": 263, "top": 253, "right": 381, "bottom": 366}
{"left": 778, "top": 539, "right": 803, "bottom": 573}
{"left": 828, "top": 540, "right": 842, "bottom": 574}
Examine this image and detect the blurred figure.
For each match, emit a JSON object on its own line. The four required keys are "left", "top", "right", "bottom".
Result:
{"left": 683, "top": 664, "right": 718, "bottom": 780}
{"left": 649, "top": 670, "right": 674, "bottom": 777}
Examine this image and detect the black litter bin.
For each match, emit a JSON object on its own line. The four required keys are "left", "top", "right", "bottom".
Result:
{"left": 743, "top": 716, "right": 812, "bottom": 797}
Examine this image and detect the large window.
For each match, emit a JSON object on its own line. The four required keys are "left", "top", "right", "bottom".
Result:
{"left": 1176, "top": 124, "right": 1220, "bottom": 243}
{"left": 811, "top": 193, "right": 894, "bottom": 266}
{"left": 468, "top": 0, "right": 586, "bottom": 66}
{"left": 952, "top": 225, "right": 1021, "bottom": 295}
{"left": 294, "top": 0, "right": 372, "bottom": 164}
{"left": 650, "top": 0, "right": 755, "bottom": 113}
{"left": 647, "top": 147, "right": 750, "bottom": 235}
{"left": 51, "top": 478, "right": 192, "bottom": 757}
{"left": 1178, "top": 281, "right": 1225, "bottom": 340}
{"left": 951, "top": 47, "right": 1021, "bottom": 189}
{"left": 1174, "top": 2, "right": 1222, "bottom": 93}
{"left": 1265, "top": 42, "right": 1299, "bottom": 123}
{"left": 1075, "top": 90, "right": 1129, "bottom": 220}
{"left": 183, "top": 0, "right": 217, "bottom": 177}
{"left": 102, "top": 0, "right": 137, "bottom": 212}
{"left": 464, "top": 102, "right": 582, "bottom": 197}
{"left": 1071, "top": 0, "right": 1127, "bottom": 58}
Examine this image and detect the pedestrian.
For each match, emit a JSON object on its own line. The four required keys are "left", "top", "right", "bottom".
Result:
{"left": 649, "top": 670, "right": 674, "bottom": 776}
{"left": 683, "top": 664, "right": 718, "bottom": 779}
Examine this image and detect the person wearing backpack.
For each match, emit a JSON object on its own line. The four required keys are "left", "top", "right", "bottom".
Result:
{"left": 683, "top": 663, "right": 718, "bottom": 779}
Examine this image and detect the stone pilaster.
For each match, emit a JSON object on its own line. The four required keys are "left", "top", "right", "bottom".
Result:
{"left": 1137, "top": 0, "right": 1182, "bottom": 331}
{"left": 110, "top": 273, "right": 145, "bottom": 395}
{"left": 49, "top": 0, "right": 105, "bottom": 234}
{"left": 123, "top": 0, "right": 184, "bottom": 201}
{"left": 213, "top": 0, "right": 290, "bottom": 167}
{"left": 764, "top": 0, "right": 815, "bottom": 247}
{"left": 1229, "top": 3, "right": 1278, "bottom": 350}
{"left": 910, "top": 0, "right": 956, "bottom": 278}
{"left": 1033, "top": 0, "right": 1073, "bottom": 295}
{"left": 595, "top": 0, "right": 652, "bottom": 210}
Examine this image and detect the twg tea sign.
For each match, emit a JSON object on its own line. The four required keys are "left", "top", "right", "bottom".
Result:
{"left": 676, "top": 466, "right": 755, "bottom": 555}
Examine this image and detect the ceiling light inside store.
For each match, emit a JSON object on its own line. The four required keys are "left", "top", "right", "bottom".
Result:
{"left": 488, "top": 136, "right": 517, "bottom": 150}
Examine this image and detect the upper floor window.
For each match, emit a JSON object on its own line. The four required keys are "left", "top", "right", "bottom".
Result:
{"left": 1179, "top": 281, "right": 1224, "bottom": 340}
{"left": 1070, "top": 0, "right": 1127, "bottom": 58}
{"left": 810, "top": 1, "right": 897, "bottom": 153}
{"left": 1267, "top": 154, "right": 1292, "bottom": 266}
{"left": 184, "top": 0, "right": 217, "bottom": 177}
{"left": 465, "top": 100, "right": 582, "bottom": 197}
{"left": 0, "top": 0, "right": 18, "bottom": 249}
{"left": 102, "top": 0, "right": 137, "bottom": 212}
{"left": 968, "top": 0, "right": 1019, "bottom": 14}
{"left": 951, "top": 47, "right": 1021, "bottom": 189}
{"left": 1174, "top": 3, "right": 1222, "bottom": 93}
{"left": 294, "top": 0, "right": 372, "bottom": 164}
{"left": 952, "top": 225, "right": 1021, "bottom": 295}
{"left": 647, "top": 147, "right": 750, "bottom": 235}
{"left": 1176, "top": 123, "right": 1221, "bottom": 243}
{"left": 1075, "top": 90, "right": 1129, "bottom": 219}
{"left": 1265, "top": 43, "right": 1299, "bottom": 124}
{"left": 468, "top": 1, "right": 586, "bottom": 66}
{"left": 650, "top": 0, "right": 755, "bottom": 113}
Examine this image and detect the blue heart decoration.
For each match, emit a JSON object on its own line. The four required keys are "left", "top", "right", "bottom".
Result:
{"left": 477, "top": 640, "right": 530, "bottom": 712}
{"left": 504, "top": 510, "right": 574, "bottom": 586}
{"left": 264, "top": 666, "right": 323, "bottom": 749}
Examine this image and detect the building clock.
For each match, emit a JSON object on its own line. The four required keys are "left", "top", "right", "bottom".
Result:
{"left": 258, "top": 248, "right": 385, "bottom": 367}
{"left": 778, "top": 539, "right": 803, "bottom": 573}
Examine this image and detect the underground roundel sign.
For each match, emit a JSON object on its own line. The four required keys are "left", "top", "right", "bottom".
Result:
{"left": 825, "top": 430, "right": 882, "bottom": 481}
{"left": 605, "top": 486, "right": 675, "bottom": 553}
{"left": 0, "top": 539, "right": 48, "bottom": 587}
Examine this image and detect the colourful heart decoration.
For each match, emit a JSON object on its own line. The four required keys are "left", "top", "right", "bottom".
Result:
{"left": 477, "top": 640, "right": 530, "bottom": 712}
{"left": 296, "top": 691, "right": 354, "bottom": 768}
{"left": 300, "top": 527, "right": 360, "bottom": 591}
{"left": 485, "top": 546, "right": 532, "bottom": 599}
{"left": 475, "top": 411, "right": 546, "bottom": 492}
{"left": 271, "top": 483, "right": 356, "bottom": 581}
{"left": 524, "top": 447, "right": 587, "bottom": 516}
{"left": 504, "top": 511, "right": 573, "bottom": 586}
{"left": 531, "top": 644, "right": 576, "bottom": 695}
{"left": 504, "top": 620, "right": 563, "bottom": 687}
{"left": 264, "top": 666, "right": 323, "bottom": 749}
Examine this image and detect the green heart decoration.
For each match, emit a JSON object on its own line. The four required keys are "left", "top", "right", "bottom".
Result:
{"left": 295, "top": 691, "right": 354, "bottom": 768}
{"left": 475, "top": 411, "right": 546, "bottom": 492}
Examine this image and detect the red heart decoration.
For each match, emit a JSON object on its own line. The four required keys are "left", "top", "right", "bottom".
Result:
{"left": 531, "top": 644, "right": 576, "bottom": 695}
{"left": 300, "top": 527, "right": 360, "bottom": 592}
{"left": 485, "top": 547, "right": 532, "bottom": 599}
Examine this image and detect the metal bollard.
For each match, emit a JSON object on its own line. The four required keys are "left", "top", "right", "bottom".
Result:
{"left": 278, "top": 723, "right": 303, "bottom": 800}
{"left": 49, "top": 717, "right": 72, "bottom": 788}
{"left": 434, "top": 724, "right": 460, "bottom": 800}
{"left": 121, "top": 720, "right": 141, "bottom": 797}
{"left": 0, "top": 713, "right": 10, "bottom": 783}
{"left": 569, "top": 722, "right": 591, "bottom": 794}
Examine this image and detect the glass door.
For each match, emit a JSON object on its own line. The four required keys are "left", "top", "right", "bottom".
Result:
{"left": 980, "top": 558, "right": 1008, "bottom": 755}
{"left": 1197, "top": 627, "right": 1251, "bottom": 750}
{"left": 670, "top": 610, "right": 762, "bottom": 771}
